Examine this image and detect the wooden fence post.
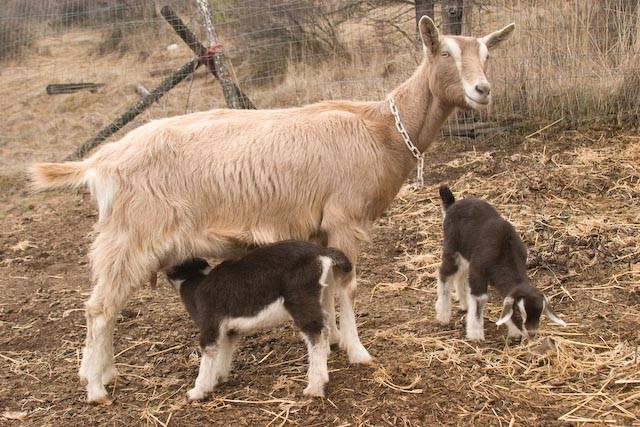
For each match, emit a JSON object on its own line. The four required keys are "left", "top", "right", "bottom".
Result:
{"left": 160, "top": 6, "right": 254, "bottom": 109}
{"left": 441, "top": 0, "right": 464, "bottom": 35}
{"left": 195, "top": 0, "right": 249, "bottom": 110}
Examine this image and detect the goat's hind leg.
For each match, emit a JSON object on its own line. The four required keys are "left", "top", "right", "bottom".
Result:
{"left": 79, "top": 238, "right": 150, "bottom": 404}
{"left": 435, "top": 251, "right": 458, "bottom": 325}
{"left": 453, "top": 255, "right": 470, "bottom": 311}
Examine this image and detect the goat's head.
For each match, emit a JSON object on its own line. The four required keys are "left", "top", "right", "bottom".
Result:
{"left": 166, "top": 258, "right": 211, "bottom": 291}
{"left": 495, "top": 285, "right": 566, "bottom": 338}
{"left": 418, "top": 16, "right": 515, "bottom": 111}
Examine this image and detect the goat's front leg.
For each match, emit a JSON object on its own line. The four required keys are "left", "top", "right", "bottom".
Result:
{"left": 336, "top": 276, "right": 372, "bottom": 364}
{"left": 187, "top": 334, "right": 237, "bottom": 401}
{"left": 327, "top": 232, "right": 372, "bottom": 365}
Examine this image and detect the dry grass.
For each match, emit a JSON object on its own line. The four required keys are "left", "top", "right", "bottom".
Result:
{"left": 1, "top": 127, "right": 639, "bottom": 425}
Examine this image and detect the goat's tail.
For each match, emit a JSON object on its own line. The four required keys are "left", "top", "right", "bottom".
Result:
{"left": 30, "top": 161, "right": 88, "bottom": 191}
{"left": 325, "top": 248, "right": 353, "bottom": 274}
{"left": 439, "top": 184, "right": 456, "bottom": 210}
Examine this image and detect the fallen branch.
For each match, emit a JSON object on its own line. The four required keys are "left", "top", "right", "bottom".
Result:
{"left": 46, "top": 83, "right": 104, "bottom": 95}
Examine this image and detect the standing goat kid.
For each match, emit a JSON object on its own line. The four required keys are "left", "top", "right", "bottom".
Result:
{"left": 30, "top": 16, "right": 515, "bottom": 403}
{"left": 435, "top": 186, "right": 566, "bottom": 341}
{"left": 166, "top": 240, "right": 352, "bottom": 400}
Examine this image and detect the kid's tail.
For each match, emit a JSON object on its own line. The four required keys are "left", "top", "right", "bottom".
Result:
{"left": 30, "top": 161, "right": 88, "bottom": 190}
{"left": 325, "top": 248, "right": 353, "bottom": 274}
{"left": 439, "top": 184, "right": 456, "bottom": 210}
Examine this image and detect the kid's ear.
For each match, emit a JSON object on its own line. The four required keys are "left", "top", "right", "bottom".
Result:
{"left": 543, "top": 296, "right": 566, "bottom": 326}
{"left": 496, "top": 296, "right": 514, "bottom": 326}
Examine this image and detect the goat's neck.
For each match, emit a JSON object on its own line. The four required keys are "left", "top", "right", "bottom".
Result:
{"left": 388, "top": 60, "right": 454, "bottom": 154}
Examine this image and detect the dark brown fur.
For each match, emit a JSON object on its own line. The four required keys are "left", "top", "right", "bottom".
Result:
{"left": 438, "top": 185, "right": 545, "bottom": 336}
{"left": 167, "top": 240, "right": 352, "bottom": 348}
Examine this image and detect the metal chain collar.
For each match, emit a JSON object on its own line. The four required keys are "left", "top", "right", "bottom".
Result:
{"left": 388, "top": 97, "right": 424, "bottom": 187}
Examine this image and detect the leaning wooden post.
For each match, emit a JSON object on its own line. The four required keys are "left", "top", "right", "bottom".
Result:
{"left": 160, "top": 5, "right": 254, "bottom": 109}
{"left": 65, "top": 58, "right": 202, "bottom": 161}
{"left": 441, "top": 0, "right": 464, "bottom": 35}
{"left": 195, "top": 0, "right": 250, "bottom": 110}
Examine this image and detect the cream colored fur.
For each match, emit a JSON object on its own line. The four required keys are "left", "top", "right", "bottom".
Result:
{"left": 30, "top": 17, "right": 515, "bottom": 403}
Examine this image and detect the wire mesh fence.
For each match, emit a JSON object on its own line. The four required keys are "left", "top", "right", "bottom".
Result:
{"left": 1, "top": 0, "right": 639, "bottom": 171}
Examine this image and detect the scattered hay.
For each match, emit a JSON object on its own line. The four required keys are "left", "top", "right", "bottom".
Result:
{"left": 1, "top": 131, "right": 639, "bottom": 424}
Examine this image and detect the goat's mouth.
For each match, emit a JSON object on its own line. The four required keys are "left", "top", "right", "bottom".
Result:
{"left": 465, "top": 94, "right": 491, "bottom": 107}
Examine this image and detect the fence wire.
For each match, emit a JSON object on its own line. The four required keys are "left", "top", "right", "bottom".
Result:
{"left": 1, "top": 0, "right": 639, "bottom": 171}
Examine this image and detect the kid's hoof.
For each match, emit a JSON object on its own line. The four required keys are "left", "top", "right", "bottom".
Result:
{"left": 186, "top": 388, "right": 206, "bottom": 402}
{"left": 303, "top": 384, "right": 325, "bottom": 398}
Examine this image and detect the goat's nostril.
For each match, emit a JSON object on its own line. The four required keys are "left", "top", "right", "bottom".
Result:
{"left": 475, "top": 84, "right": 490, "bottom": 95}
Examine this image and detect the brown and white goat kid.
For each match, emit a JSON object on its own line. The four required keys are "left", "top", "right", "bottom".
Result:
{"left": 30, "top": 17, "right": 515, "bottom": 403}
{"left": 166, "top": 240, "right": 352, "bottom": 400}
{"left": 435, "top": 186, "right": 566, "bottom": 341}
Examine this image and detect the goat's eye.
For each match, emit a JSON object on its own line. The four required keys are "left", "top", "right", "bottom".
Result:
{"left": 441, "top": 51, "right": 450, "bottom": 58}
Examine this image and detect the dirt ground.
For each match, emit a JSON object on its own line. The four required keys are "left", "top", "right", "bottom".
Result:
{"left": 1, "top": 128, "right": 639, "bottom": 426}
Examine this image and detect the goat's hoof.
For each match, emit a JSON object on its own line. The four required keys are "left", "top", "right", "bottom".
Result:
{"left": 102, "top": 366, "right": 118, "bottom": 385}
{"left": 89, "top": 396, "right": 113, "bottom": 406}
{"left": 435, "top": 313, "right": 451, "bottom": 325}
{"left": 87, "top": 387, "right": 111, "bottom": 405}
{"left": 79, "top": 376, "right": 88, "bottom": 386}
{"left": 217, "top": 373, "right": 230, "bottom": 384}
{"left": 303, "top": 384, "right": 325, "bottom": 398}
{"left": 186, "top": 388, "right": 206, "bottom": 402}
{"left": 347, "top": 346, "right": 373, "bottom": 365}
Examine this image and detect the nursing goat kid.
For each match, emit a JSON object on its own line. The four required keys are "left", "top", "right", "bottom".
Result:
{"left": 30, "top": 16, "right": 515, "bottom": 403}
{"left": 435, "top": 186, "right": 566, "bottom": 341}
{"left": 167, "top": 240, "right": 352, "bottom": 401}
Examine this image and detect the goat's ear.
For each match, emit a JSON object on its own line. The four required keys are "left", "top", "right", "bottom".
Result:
{"left": 479, "top": 23, "right": 515, "bottom": 49}
{"left": 543, "top": 297, "right": 566, "bottom": 326}
{"left": 495, "top": 296, "right": 514, "bottom": 325}
{"left": 419, "top": 15, "right": 440, "bottom": 56}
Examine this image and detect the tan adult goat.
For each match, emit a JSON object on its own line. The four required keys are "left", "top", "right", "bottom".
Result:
{"left": 31, "top": 17, "right": 514, "bottom": 403}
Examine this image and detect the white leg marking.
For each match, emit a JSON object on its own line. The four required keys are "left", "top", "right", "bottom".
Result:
{"left": 84, "top": 314, "right": 111, "bottom": 403}
{"left": 215, "top": 336, "right": 237, "bottom": 384}
{"left": 302, "top": 331, "right": 330, "bottom": 397}
{"left": 465, "top": 294, "right": 488, "bottom": 341}
{"left": 452, "top": 255, "right": 470, "bottom": 310}
{"left": 435, "top": 276, "right": 452, "bottom": 324}
{"left": 338, "top": 281, "right": 372, "bottom": 364}
{"left": 187, "top": 345, "right": 219, "bottom": 402}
